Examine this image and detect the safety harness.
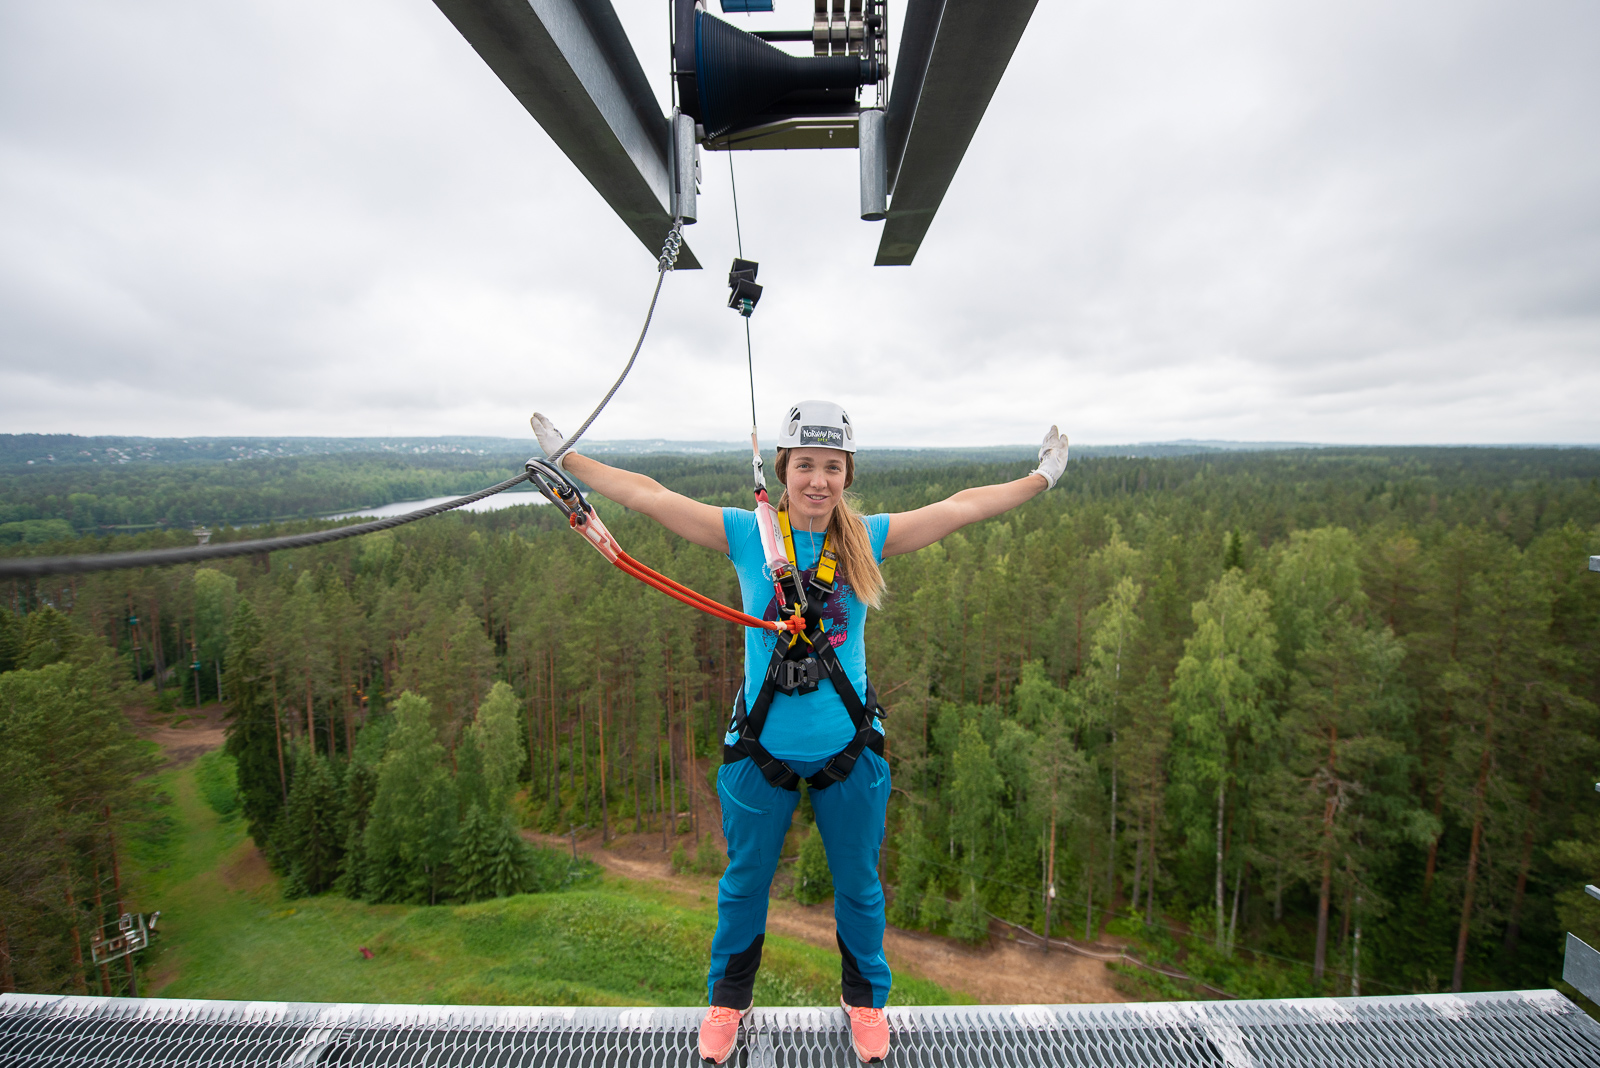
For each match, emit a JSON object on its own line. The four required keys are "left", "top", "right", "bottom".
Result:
{"left": 723, "top": 509, "right": 884, "bottom": 792}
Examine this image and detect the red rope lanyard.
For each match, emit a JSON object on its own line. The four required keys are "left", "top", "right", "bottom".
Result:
{"left": 569, "top": 511, "right": 803, "bottom": 635}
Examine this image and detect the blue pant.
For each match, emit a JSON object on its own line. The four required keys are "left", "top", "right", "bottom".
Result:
{"left": 707, "top": 750, "right": 892, "bottom": 1008}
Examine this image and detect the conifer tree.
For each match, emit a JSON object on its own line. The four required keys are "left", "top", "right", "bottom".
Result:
{"left": 1079, "top": 578, "right": 1143, "bottom": 904}
{"left": 0, "top": 632, "right": 155, "bottom": 994}
{"left": 279, "top": 745, "right": 344, "bottom": 897}
{"left": 1027, "top": 674, "right": 1088, "bottom": 941}
{"left": 362, "top": 692, "right": 458, "bottom": 904}
{"left": 336, "top": 714, "right": 393, "bottom": 899}
{"left": 887, "top": 807, "right": 932, "bottom": 928}
{"left": 949, "top": 878, "right": 988, "bottom": 945}
{"left": 0, "top": 609, "right": 22, "bottom": 673}
{"left": 281, "top": 572, "right": 334, "bottom": 754}
{"left": 452, "top": 803, "right": 533, "bottom": 902}
{"left": 451, "top": 803, "right": 497, "bottom": 902}
{"left": 1261, "top": 527, "right": 1422, "bottom": 982}
{"left": 223, "top": 600, "right": 284, "bottom": 852}
{"left": 794, "top": 825, "right": 833, "bottom": 906}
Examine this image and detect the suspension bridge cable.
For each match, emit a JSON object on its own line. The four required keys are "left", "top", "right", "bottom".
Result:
{"left": 1, "top": 222, "right": 687, "bottom": 580}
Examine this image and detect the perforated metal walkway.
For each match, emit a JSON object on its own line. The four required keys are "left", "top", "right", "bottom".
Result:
{"left": 3, "top": 991, "right": 1598, "bottom": 1067}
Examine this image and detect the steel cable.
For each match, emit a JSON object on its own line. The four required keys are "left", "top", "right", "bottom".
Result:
{"left": 1, "top": 222, "right": 686, "bottom": 579}
{"left": 550, "top": 222, "right": 684, "bottom": 463}
{"left": 0, "top": 473, "right": 533, "bottom": 578}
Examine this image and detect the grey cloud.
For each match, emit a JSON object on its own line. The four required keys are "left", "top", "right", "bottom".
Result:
{"left": 0, "top": 0, "right": 1596, "bottom": 445}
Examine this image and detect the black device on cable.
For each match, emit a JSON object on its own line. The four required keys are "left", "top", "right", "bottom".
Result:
{"left": 728, "top": 258, "right": 762, "bottom": 316}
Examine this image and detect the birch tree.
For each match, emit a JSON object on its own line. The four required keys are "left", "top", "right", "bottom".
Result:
{"left": 1170, "top": 570, "right": 1277, "bottom": 951}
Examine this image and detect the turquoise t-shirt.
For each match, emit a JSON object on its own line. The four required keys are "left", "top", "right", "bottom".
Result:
{"left": 722, "top": 507, "right": 891, "bottom": 762}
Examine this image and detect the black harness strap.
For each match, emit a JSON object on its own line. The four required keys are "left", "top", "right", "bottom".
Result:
{"left": 725, "top": 614, "right": 883, "bottom": 792}
{"left": 723, "top": 516, "right": 885, "bottom": 791}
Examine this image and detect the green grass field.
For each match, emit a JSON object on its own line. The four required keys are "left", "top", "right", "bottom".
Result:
{"left": 127, "top": 759, "right": 957, "bottom": 1007}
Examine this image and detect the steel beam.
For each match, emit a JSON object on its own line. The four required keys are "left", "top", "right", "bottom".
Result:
{"left": 432, "top": 0, "right": 700, "bottom": 268}
{"left": 875, "top": 0, "right": 1039, "bottom": 266}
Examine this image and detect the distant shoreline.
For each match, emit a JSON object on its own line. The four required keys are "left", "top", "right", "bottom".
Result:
{"left": 4, "top": 433, "right": 1597, "bottom": 469}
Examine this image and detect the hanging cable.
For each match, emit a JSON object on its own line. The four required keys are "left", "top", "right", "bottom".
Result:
{"left": 551, "top": 222, "right": 684, "bottom": 462}
{"left": 0, "top": 472, "right": 533, "bottom": 579}
{"left": 728, "top": 152, "right": 744, "bottom": 259}
{"left": 725, "top": 155, "right": 766, "bottom": 498}
{"left": 0, "top": 223, "right": 686, "bottom": 580}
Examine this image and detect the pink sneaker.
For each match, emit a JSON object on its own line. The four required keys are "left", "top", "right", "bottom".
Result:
{"left": 841, "top": 999, "right": 890, "bottom": 1063}
{"left": 698, "top": 1003, "right": 750, "bottom": 1064}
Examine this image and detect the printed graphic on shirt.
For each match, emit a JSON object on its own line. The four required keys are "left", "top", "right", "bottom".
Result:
{"left": 757, "top": 565, "right": 851, "bottom": 652}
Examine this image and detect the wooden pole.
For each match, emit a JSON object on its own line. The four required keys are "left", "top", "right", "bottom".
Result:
{"left": 271, "top": 676, "right": 287, "bottom": 802}
{"left": 1045, "top": 811, "right": 1056, "bottom": 951}
{"left": 665, "top": 647, "right": 676, "bottom": 849}
{"left": 58, "top": 832, "right": 87, "bottom": 994}
{"left": 598, "top": 671, "right": 609, "bottom": 844}
{"left": 91, "top": 857, "right": 112, "bottom": 995}
{"left": 105, "top": 808, "right": 137, "bottom": 997}
{"left": 0, "top": 912, "right": 15, "bottom": 994}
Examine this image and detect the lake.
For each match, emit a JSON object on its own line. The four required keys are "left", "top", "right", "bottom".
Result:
{"left": 327, "top": 491, "right": 548, "bottom": 520}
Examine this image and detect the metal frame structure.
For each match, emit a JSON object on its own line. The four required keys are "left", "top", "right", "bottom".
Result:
{"left": 431, "top": 0, "right": 701, "bottom": 268}
{"left": 5, "top": 990, "right": 1600, "bottom": 1066}
{"left": 431, "top": 0, "right": 1040, "bottom": 266}
{"left": 876, "top": 0, "right": 1038, "bottom": 265}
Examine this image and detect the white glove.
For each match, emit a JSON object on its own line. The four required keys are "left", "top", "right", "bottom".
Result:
{"left": 529, "top": 412, "right": 570, "bottom": 471}
{"left": 1031, "top": 425, "right": 1069, "bottom": 489}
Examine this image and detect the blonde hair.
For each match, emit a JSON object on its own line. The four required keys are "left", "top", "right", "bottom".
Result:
{"left": 773, "top": 448, "right": 885, "bottom": 609}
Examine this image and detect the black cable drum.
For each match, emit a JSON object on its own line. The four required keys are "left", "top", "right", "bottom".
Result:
{"left": 694, "top": 10, "right": 875, "bottom": 139}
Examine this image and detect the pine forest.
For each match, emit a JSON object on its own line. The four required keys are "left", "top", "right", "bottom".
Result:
{"left": 3, "top": 445, "right": 1599, "bottom": 1003}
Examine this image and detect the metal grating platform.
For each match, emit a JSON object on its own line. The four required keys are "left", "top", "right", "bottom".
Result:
{"left": 3, "top": 991, "right": 1599, "bottom": 1067}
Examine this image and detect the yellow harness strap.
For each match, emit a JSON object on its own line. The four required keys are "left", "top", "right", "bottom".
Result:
{"left": 776, "top": 508, "right": 797, "bottom": 573}
{"left": 777, "top": 509, "right": 838, "bottom": 589}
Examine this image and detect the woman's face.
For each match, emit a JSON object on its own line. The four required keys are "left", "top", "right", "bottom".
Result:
{"left": 784, "top": 448, "right": 848, "bottom": 528}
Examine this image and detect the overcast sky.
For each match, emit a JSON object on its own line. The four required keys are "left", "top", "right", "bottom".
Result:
{"left": 1, "top": 1, "right": 1596, "bottom": 447}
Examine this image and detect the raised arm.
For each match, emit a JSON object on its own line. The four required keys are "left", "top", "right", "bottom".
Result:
{"left": 531, "top": 414, "right": 727, "bottom": 553}
{"left": 882, "top": 426, "right": 1068, "bottom": 558}
{"left": 883, "top": 477, "right": 1044, "bottom": 557}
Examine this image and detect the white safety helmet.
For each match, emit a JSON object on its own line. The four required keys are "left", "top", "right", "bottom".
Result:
{"left": 777, "top": 399, "right": 857, "bottom": 454}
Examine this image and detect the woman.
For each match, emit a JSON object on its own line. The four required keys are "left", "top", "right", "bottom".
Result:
{"left": 530, "top": 400, "right": 1069, "bottom": 1064}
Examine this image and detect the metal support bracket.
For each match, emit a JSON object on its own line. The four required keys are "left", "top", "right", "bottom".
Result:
{"left": 432, "top": 0, "right": 700, "bottom": 267}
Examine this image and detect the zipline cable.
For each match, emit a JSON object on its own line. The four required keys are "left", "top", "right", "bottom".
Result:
{"left": 0, "top": 473, "right": 533, "bottom": 579}
{"left": 0, "top": 222, "right": 686, "bottom": 580}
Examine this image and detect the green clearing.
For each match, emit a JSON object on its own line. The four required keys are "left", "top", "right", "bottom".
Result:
{"left": 128, "top": 758, "right": 956, "bottom": 1007}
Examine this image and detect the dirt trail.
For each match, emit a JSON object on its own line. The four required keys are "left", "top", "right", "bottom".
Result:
{"left": 526, "top": 755, "right": 1128, "bottom": 1006}
{"left": 132, "top": 702, "right": 1127, "bottom": 1004}
{"left": 126, "top": 702, "right": 230, "bottom": 767}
